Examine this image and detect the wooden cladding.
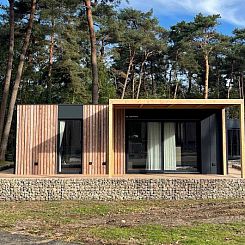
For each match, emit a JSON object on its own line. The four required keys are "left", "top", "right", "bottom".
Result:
{"left": 16, "top": 104, "right": 127, "bottom": 176}
{"left": 16, "top": 105, "right": 58, "bottom": 175}
{"left": 83, "top": 105, "right": 108, "bottom": 175}
{"left": 114, "top": 109, "right": 125, "bottom": 175}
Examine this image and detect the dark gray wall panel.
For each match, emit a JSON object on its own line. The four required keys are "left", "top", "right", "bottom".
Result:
{"left": 58, "top": 105, "right": 83, "bottom": 119}
{"left": 201, "top": 112, "right": 222, "bottom": 174}
{"left": 201, "top": 117, "right": 210, "bottom": 174}
{"left": 210, "top": 114, "right": 217, "bottom": 174}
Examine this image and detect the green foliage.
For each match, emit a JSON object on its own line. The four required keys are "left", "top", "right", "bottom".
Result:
{"left": 0, "top": 1, "right": 244, "bottom": 104}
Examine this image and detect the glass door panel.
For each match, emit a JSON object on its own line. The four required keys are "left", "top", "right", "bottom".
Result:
{"left": 174, "top": 122, "right": 198, "bottom": 172}
{"left": 127, "top": 121, "right": 147, "bottom": 171}
{"left": 59, "top": 120, "right": 82, "bottom": 174}
{"left": 126, "top": 121, "right": 163, "bottom": 172}
{"left": 228, "top": 129, "right": 240, "bottom": 159}
{"left": 126, "top": 120, "right": 199, "bottom": 173}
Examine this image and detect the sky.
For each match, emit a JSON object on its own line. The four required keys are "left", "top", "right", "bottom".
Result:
{"left": 121, "top": 0, "right": 245, "bottom": 35}
{"left": 1, "top": 0, "right": 245, "bottom": 35}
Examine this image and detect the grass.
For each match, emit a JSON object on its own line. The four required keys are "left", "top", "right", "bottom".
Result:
{"left": 90, "top": 223, "right": 245, "bottom": 245}
{"left": 0, "top": 199, "right": 244, "bottom": 244}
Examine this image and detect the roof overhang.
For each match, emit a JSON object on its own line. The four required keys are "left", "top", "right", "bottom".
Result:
{"left": 109, "top": 99, "right": 244, "bottom": 110}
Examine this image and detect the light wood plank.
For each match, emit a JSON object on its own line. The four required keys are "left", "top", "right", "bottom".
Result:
{"left": 122, "top": 109, "right": 125, "bottom": 175}
{"left": 110, "top": 99, "right": 243, "bottom": 106}
{"left": 52, "top": 105, "right": 58, "bottom": 174}
{"left": 33, "top": 105, "right": 37, "bottom": 175}
{"left": 83, "top": 105, "right": 86, "bottom": 174}
{"left": 108, "top": 103, "right": 114, "bottom": 177}
{"left": 37, "top": 105, "right": 41, "bottom": 175}
{"left": 240, "top": 103, "right": 245, "bottom": 178}
{"left": 222, "top": 109, "right": 227, "bottom": 175}
{"left": 115, "top": 109, "right": 118, "bottom": 175}
{"left": 16, "top": 106, "right": 20, "bottom": 174}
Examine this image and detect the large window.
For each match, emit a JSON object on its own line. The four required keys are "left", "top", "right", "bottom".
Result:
{"left": 228, "top": 129, "right": 240, "bottom": 159}
{"left": 58, "top": 120, "right": 82, "bottom": 174}
{"left": 126, "top": 121, "right": 199, "bottom": 173}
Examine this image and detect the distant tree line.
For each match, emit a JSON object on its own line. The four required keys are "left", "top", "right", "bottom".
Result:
{"left": 0, "top": 0, "right": 244, "bottom": 160}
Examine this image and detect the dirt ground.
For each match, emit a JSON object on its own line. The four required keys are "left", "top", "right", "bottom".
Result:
{"left": 99, "top": 201, "right": 245, "bottom": 228}
{"left": 0, "top": 199, "right": 245, "bottom": 244}
{"left": 0, "top": 230, "right": 79, "bottom": 245}
{"left": 9, "top": 200, "right": 245, "bottom": 233}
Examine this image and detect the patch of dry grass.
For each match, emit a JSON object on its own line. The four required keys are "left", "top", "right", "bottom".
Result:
{"left": 0, "top": 199, "right": 245, "bottom": 244}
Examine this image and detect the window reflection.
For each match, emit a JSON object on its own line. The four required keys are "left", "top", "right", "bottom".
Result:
{"left": 126, "top": 121, "right": 199, "bottom": 173}
{"left": 59, "top": 120, "right": 82, "bottom": 174}
{"left": 228, "top": 129, "right": 240, "bottom": 159}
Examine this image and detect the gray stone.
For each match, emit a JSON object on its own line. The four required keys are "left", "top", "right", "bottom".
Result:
{"left": 0, "top": 178, "right": 244, "bottom": 201}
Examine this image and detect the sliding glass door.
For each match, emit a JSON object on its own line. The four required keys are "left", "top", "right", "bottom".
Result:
{"left": 126, "top": 121, "right": 163, "bottom": 172}
{"left": 175, "top": 122, "right": 199, "bottom": 172}
{"left": 126, "top": 120, "right": 199, "bottom": 173}
{"left": 127, "top": 121, "right": 147, "bottom": 171}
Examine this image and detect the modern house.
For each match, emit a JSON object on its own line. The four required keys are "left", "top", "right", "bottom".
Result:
{"left": 15, "top": 99, "right": 245, "bottom": 177}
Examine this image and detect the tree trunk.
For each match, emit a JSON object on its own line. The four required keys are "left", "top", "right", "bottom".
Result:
{"left": 150, "top": 61, "right": 156, "bottom": 97}
{"left": 168, "top": 68, "right": 172, "bottom": 98}
{"left": 136, "top": 52, "right": 149, "bottom": 99}
{"left": 204, "top": 54, "right": 209, "bottom": 99}
{"left": 241, "top": 73, "right": 244, "bottom": 99}
{"left": 142, "top": 71, "right": 148, "bottom": 98}
{"left": 228, "top": 61, "right": 234, "bottom": 99}
{"left": 216, "top": 68, "right": 220, "bottom": 99}
{"left": 173, "top": 82, "right": 178, "bottom": 99}
{"left": 0, "top": 0, "right": 15, "bottom": 145}
{"left": 131, "top": 65, "right": 135, "bottom": 99}
{"left": 238, "top": 75, "right": 242, "bottom": 99}
{"left": 100, "top": 38, "right": 105, "bottom": 58}
{"left": 227, "top": 79, "right": 231, "bottom": 99}
{"left": 172, "top": 59, "right": 178, "bottom": 99}
{"left": 47, "top": 19, "right": 55, "bottom": 103}
{"left": 84, "top": 0, "right": 99, "bottom": 104}
{"left": 0, "top": 0, "right": 36, "bottom": 161}
{"left": 121, "top": 49, "right": 135, "bottom": 99}
{"left": 187, "top": 72, "right": 192, "bottom": 95}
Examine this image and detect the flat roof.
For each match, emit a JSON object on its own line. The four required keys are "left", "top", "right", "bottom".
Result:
{"left": 109, "top": 99, "right": 244, "bottom": 109}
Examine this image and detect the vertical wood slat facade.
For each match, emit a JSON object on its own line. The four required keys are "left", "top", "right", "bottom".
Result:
{"left": 114, "top": 108, "right": 125, "bottom": 175}
{"left": 16, "top": 105, "right": 58, "bottom": 175}
{"left": 82, "top": 105, "right": 108, "bottom": 175}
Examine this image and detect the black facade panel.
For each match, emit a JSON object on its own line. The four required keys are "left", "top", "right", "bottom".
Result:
{"left": 126, "top": 109, "right": 220, "bottom": 120}
{"left": 216, "top": 111, "right": 223, "bottom": 174}
{"left": 201, "top": 117, "right": 210, "bottom": 174}
{"left": 201, "top": 112, "right": 222, "bottom": 174}
{"left": 58, "top": 105, "right": 83, "bottom": 119}
{"left": 210, "top": 114, "right": 217, "bottom": 174}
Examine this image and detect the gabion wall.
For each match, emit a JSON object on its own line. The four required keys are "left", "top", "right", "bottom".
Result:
{"left": 0, "top": 178, "right": 245, "bottom": 201}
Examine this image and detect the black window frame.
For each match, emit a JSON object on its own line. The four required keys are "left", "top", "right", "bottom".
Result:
{"left": 57, "top": 105, "right": 83, "bottom": 174}
{"left": 228, "top": 128, "right": 240, "bottom": 160}
{"left": 57, "top": 118, "right": 83, "bottom": 174}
